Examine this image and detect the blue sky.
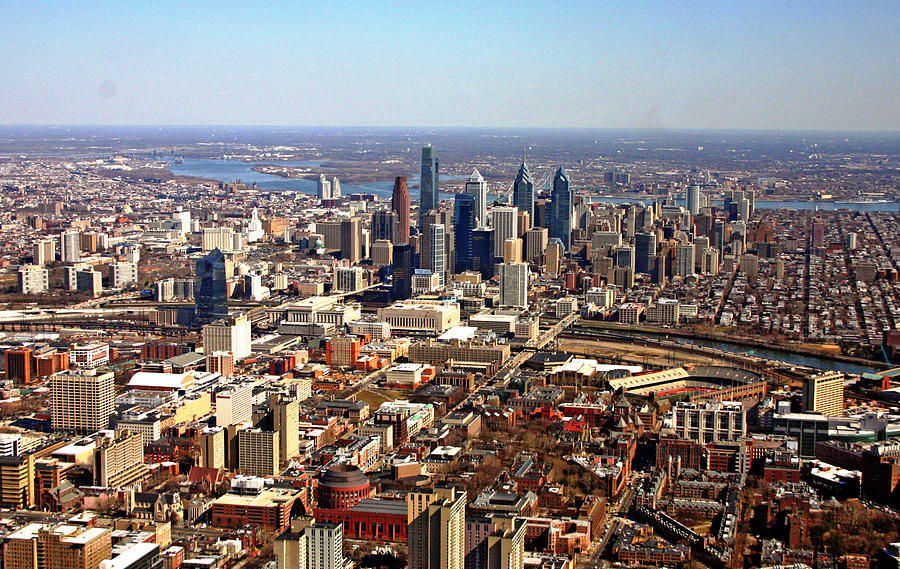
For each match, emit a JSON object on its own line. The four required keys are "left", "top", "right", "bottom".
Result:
{"left": 1, "top": 1, "right": 898, "bottom": 130}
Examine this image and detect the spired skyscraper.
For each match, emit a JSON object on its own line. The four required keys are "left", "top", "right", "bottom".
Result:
{"left": 549, "top": 167, "right": 573, "bottom": 251}
{"left": 465, "top": 169, "right": 488, "bottom": 228}
{"left": 420, "top": 144, "right": 439, "bottom": 221}
{"left": 195, "top": 248, "right": 229, "bottom": 323}
{"left": 513, "top": 161, "right": 535, "bottom": 220}
{"left": 391, "top": 177, "right": 411, "bottom": 245}
{"left": 454, "top": 194, "right": 476, "bottom": 274}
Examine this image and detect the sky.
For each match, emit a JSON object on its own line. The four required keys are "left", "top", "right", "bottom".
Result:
{"left": 1, "top": 1, "right": 899, "bottom": 131}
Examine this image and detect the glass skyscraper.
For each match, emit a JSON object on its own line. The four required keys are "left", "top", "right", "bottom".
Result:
{"left": 392, "top": 243, "right": 413, "bottom": 300}
{"left": 513, "top": 161, "right": 534, "bottom": 220}
{"left": 549, "top": 166, "right": 573, "bottom": 251}
{"left": 195, "top": 248, "right": 228, "bottom": 323}
{"left": 454, "top": 194, "right": 476, "bottom": 273}
{"left": 420, "top": 144, "right": 439, "bottom": 220}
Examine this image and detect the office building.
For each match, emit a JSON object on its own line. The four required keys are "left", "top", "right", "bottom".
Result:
{"left": 339, "top": 217, "right": 361, "bottom": 263}
{"left": 802, "top": 372, "right": 844, "bottom": 416}
{"left": 686, "top": 184, "right": 701, "bottom": 215}
{"left": 454, "top": 194, "right": 476, "bottom": 274}
{"left": 33, "top": 239, "right": 54, "bottom": 266}
{"left": 51, "top": 369, "right": 114, "bottom": 433}
{"left": 675, "top": 244, "right": 695, "bottom": 278}
{"left": 635, "top": 232, "right": 657, "bottom": 274}
{"left": 195, "top": 249, "right": 229, "bottom": 323}
{"left": 544, "top": 239, "right": 564, "bottom": 278}
{"left": 407, "top": 487, "right": 467, "bottom": 569}
{"left": 110, "top": 261, "right": 138, "bottom": 289}
{"left": 202, "top": 226, "right": 236, "bottom": 252}
{"left": 238, "top": 429, "right": 279, "bottom": 476}
{"left": 422, "top": 223, "right": 446, "bottom": 286}
{"left": 3, "top": 523, "right": 112, "bottom": 569}
{"left": 199, "top": 427, "right": 226, "bottom": 469}
{"left": 392, "top": 243, "right": 414, "bottom": 301}
{"left": 377, "top": 300, "right": 461, "bottom": 334}
{"left": 95, "top": 432, "right": 148, "bottom": 487}
{"left": 17, "top": 265, "right": 49, "bottom": 294}
{"left": 503, "top": 238, "right": 523, "bottom": 264}
{"left": 549, "top": 167, "right": 573, "bottom": 250}
{"left": 465, "top": 515, "right": 526, "bottom": 569}
{"left": 491, "top": 206, "right": 518, "bottom": 258}
{"left": 392, "top": 177, "right": 411, "bottom": 245}
{"left": 499, "top": 263, "right": 528, "bottom": 308}
{"left": 202, "top": 314, "right": 252, "bottom": 361}
{"left": 371, "top": 239, "right": 393, "bottom": 266}
{"left": 672, "top": 400, "right": 746, "bottom": 443}
{"left": 466, "top": 168, "right": 488, "bottom": 227}
{"left": 71, "top": 343, "right": 109, "bottom": 368}
{"left": 471, "top": 228, "right": 495, "bottom": 279}
{"left": 420, "top": 145, "right": 439, "bottom": 222}
{"left": 524, "top": 227, "right": 548, "bottom": 263}
{"left": 372, "top": 210, "right": 399, "bottom": 243}
{"left": 273, "top": 396, "right": 300, "bottom": 463}
{"left": 76, "top": 269, "right": 102, "bottom": 297}
{"left": 334, "top": 266, "right": 364, "bottom": 293}
{"left": 5, "top": 348, "right": 33, "bottom": 385}
{"left": 215, "top": 383, "right": 253, "bottom": 427}
{"left": 613, "top": 245, "right": 635, "bottom": 271}
{"left": 61, "top": 231, "right": 81, "bottom": 263}
{"left": 513, "top": 160, "right": 534, "bottom": 220}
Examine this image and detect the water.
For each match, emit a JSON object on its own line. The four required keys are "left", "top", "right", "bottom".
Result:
{"left": 588, "top": 195, "right": 900, "bottom": 212}
{"left": 170, "top": 158, "right": 464, "bottom": 200}
{"left": 609, "top": 328, "right": 881, "bottom": 374}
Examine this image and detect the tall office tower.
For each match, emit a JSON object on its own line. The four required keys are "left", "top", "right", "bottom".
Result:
{"left": 686, "top": 184, "right": 701, "bottom": 215}
{"left": 802, "top": 371, "right": 844, "bottom": 416}
{"left": 534, "top": 200, "right": 548, "bottom": 229}
{"left": 499, "top": 263, "right": 528, "bottom": 308}
{"left": 317, "top": 174, "right": 332, "bottom": 199}
{"left": 33, "top": 239, "right": 54, "bottom": 266}
{"left": 392, "top": 177, "right": 411, "bottom": 245}
{"left": 465, "top": 515, "right": 526, "bottom": 569}
{"left": 110, "top": 261, "right": 138, "bottom": 289}
{"left": 17, "top": 265, "right": 49, "bottom": 294}
{"left": 51, "top": 369, "right": 114, "bottom": 434}
{"left": 675, "top": 244, "right": 696, "bottom": 277}
{"left": 340, "top": 217, "right": 361, "bottom": 262}
{"left": 613, "top": 245, "right": 636, "bottom": 271}
{"left": 392, "top": 243, "right": 413, "bottom": 300}
{"left": 421, "top": 223, "right": 446, "bottom": 285}
{"left": 195, "top": 249, "right": 229, "bottom": 323}
{"left": 471, "top": 228, "right": 495, "bottom": 279}
{"left": 503, "top": 238, "right": 523, "bottom": 263}
{"left": 61, "top": 231, "right": 81, "bottom": 262}
{"left": 371, "top": 240, "right": 393, "bottom": 266}
{"left": 307, "top": 522, "right": 346, "bottom": 569}
{"left": 739, "top": 197, "right": 751, "bottom": 221}
{"left": 237, "top": 428, "right": 279, "bottom": 476}
{"left": 454, "top": 194, "right": 476, "bottom": 273}
{"left": 465, "top": 169, "right": 488, "bottom": 227}
{"left": 334, "top": 266, "right": 364, "bottom": 292}
{"left": 549, "top": 167, "right": 573, "bottom": 250}
{"left": 845, "top": 232, "right": 858, "bottom": 251}
{"left": 272, "top": 395, "right": 300, "bottom": 463}
{"left": 513, "top": 160, "right": 535, "bottom": 220}
{"left": 517, "top": 210, "right": 531, "bottom": 237}
{"left": 524, "top": 227, "right": 549, "bottom": 264}
{"left": 490, "top": 206, "right": 518, "bottom": 257}
{"left": 703, "top": 248, "right": 720, "bottom": 275}
{"left": 420, "top": 145, "right": 439, "bottom": 221}
{"left": 331, "top": 176, "right": 342, "bottom": 198}
{"left": 712, "top": 220, "right": 726, "bottom": 250}
{"left": 544, "top": 239, "right": 564, "bottom": 278}
{"left": 407, "top": 487, "right": 467, "bottom": 569}
{"left": 635, "top": 232, "right": 657, "bottom": 274}
{"left": 372, "top": 210, "right": 399, "bottom": 243}
{"left": 202, "top": 313, "right": 252, "bottom": 361}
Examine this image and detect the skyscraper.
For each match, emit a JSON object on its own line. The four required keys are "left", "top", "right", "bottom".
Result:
{"left": 499, "top": 263, "right": 528, "bottom": 308}
{"left": 471, "top": 228, "right": 495, "bottom": 279}
{"left": 420, "top": 145, "right": 439, "bottom": 221}
{"left": 465, "top": 169, "right": 488, "bottom": 228}
{"left": 686, "top": 184, "right": 701, "bottom": 215}
{"left": 51, "top": 369, "right": 115, "bottom": 434}
{"left": 392, "top": 177, "right": 411, "bottom": 245}
{"left": 490, "top": 206, "right": 518, "bottom": 258}
{"left": 392, "top": 243, "right": 413, "bottom": 300}
{"left": 422, "top": 223, "right": 446, "bottom": 286}
{"left": 513, "top": 161, "right": 534, "bottom": 220}
{"left": 61, "top": 231, "right": 81, "bottom": 263}
{"left": 549, "top": 167, "right": 573, "bottom": 250}
{"left": 802, "top": 371, "right": 844, "bottom": 416}
{"left": 195, "top": 248, "right": 229, "bottom": 323}
{"left": 372, "top": 210, "right": 399, "bottom": 244}
{"left": 635, "top": 232, "right": 657, "bottom": 274}
{"left": 407, "top": 487, "right": 466, "bottom": 569}
{"left": 340, "top": 217, "right": 361, "bottom": 262}
{"left": 317, "top": 174, "right": 332, "bottom": 199}
{"left": 454, "top": 194, "right": 476, "bottom": 274}
{"left": 675, "top": 244, "right": 695, "bottom": 277}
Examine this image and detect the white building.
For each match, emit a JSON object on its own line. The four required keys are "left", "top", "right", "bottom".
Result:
{"left": 499, "top": 263, "right": 528, "bottom": 308}
{"left": 555, "top": 296, "right": 578, "bottom": 317}
{"left": 490, "top": 206, "right": 519, "bottom": 257}
{"left": 202, "top": 226, "right": 236, "bottom": 252}
{"left": 33, "top": 239, "right": 55, "bottom": 266}
{"left": 215, "top": 382, "right": 254, "bottom": 427}
{"left": 203, "top": 314, "right": 252, "bottom": 361}
{"left": 247, "top": 208, "right": 264, "bottom": 243}
{"left": 334, "top": 266, "right": 364, "bottom": 293}
{"left": 376, "top": 300, "right": 460, "bottom": 334}
{"left": 110, "top": 261, "right": 138, "bottom": 289}
{"left": 646, "top": 298, "right": 680, "bottom": 324}
{"left": 465, "top": 169, "right": 488, "bottom": 228}
{"left": 72, "top": 343, "right": 110, "bottom": 368}
{"left": 411, "top": 271, "right": 441, "bottom": 294}
{"left": 306, "top": 522, "right": 345, "bottom": 569}
{"left": 61, "top": 231, "right": 81, "bottom": 263}
{"left": 672, "top": 400, "right": 746, "bottom": 443}
{"left": 17, "top": 265, "right": 49, "bottom": 294}
{"left": 585, "top": 287, "right": 615, "bottom": 310}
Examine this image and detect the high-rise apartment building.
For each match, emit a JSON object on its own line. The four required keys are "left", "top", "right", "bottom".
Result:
{"left": 61, "top": 231, "right": 81, "bottom": 263}
{"left": 17, "top": 265, "right": 49, "bottom": 294}
{"left": 802, "top": 372, "right": 844, "bottom": 416}
{"left": 422, "top": 223, "right": 446, "bottom": 286}
{"left": 273, "top": 395, "right": 300, "bottom": 463}
{"left": 238, "top": 428, "right": 280, "bottom": 476}
{"left": 392, "top": 177, "right": 411, "bottom": 245}
{"left": 3, "top": 523, "right": 112, "bottom": 569}
{"left": 407, "top": 487, "right": 467, "bottom": 569}
{"left": 109, "top": 261, "right": 138, "bottom": 289}
{"left": 465, "top": 169, "right": 488, "bottom": 228}
{"left": 672, "top": 400, "right": 745, "bottom": 443}
{"left": 465, "top": 515, "right": 526, "bottom": 569}
{"left": 50, "top": 369, "right": 114, "bottom": 434}
{"left": 420, "top": 145, "right": 439, "bottom": 222}
{"left": 202, "top": 314, "right": 252, "bottom": 361}
{"left": 334, "top": 266, "right": 364, "bottom": 292}
{"left": 306, "top": 522, "right": 345, "bottom": 569}
{"left": 76, "top": 269, "right": 102, "bottom": 297}
{"left": 675, "top": 244, "right": 695, "bottom": 278}
{"left": 499, "top": 263, "right": 528, "bottom": 308}
{"left": 33, "top": 239, "right": 54, "bottom": 266}
{"left": 686, "top": 184, "right": 701, "bottom": 215}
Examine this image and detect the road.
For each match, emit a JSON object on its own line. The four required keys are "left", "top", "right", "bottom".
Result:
{"left": 577, "top": 472, "right": 641, "bottom": 569}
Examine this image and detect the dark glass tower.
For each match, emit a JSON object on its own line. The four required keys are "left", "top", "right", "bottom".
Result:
{"left": 549, "top": 166, "right": 572, "bottom": 251}
{"left": 420, "top": 145, "right": 438, "bottom": 221}
{"left": 392, "top": 243, "right": 413, "bottom": 300}
{"left": 372, "top": 210, "right": 398, "bottom": 243}
{"left": 195, "top": 248, "right": 228, "bottom": 323}
{"left": 635, "top": 232, "right": 658, "bottom": 274}
{"left": 454, "top": 194, "right": 476, "bottom": 273}
{"left": 513, "top": 161, "right": 534, "bottom": 219}
{"left": 391, "top": 177, "right": 411, "bottom": 245}
{"left": 471, "top": 228, "right": 495, "bottom": 279}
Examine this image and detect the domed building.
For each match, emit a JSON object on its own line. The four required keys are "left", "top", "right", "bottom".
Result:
{"left": 317, "top": 464, "right": 371, "bottom": 510}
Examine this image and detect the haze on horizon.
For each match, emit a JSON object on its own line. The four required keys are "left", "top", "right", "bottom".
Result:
{"left": 2, "top": 1, "right": 899, "bottom": 132}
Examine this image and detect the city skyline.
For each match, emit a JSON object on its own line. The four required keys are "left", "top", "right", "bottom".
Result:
{"left": 1, "top": 2, "right": 899, "bottom": 131}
